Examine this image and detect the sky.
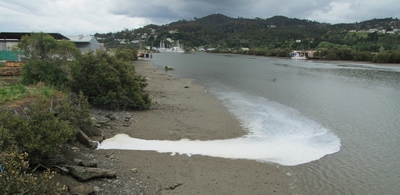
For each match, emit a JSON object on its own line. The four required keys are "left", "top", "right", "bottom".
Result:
{"left": 1, "top": 0, "right": 399, "bottom": 36}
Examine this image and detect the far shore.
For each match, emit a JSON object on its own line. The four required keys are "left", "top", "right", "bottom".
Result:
{"left": 203, "top": 51, "right": 400, "bottom": 67}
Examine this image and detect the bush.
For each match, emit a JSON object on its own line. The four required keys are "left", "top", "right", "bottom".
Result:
{"left": 265, "top": 48, "right": 280, "bottom": 56}
{"left": 0, "top": 93, "right": 82, "bottom": 163}
{"left": 20, "top": 60, "right": 69, "bottom": 87}
{"left": 0, "top": 151, "right": 67, "bottom": 194}
{"left": 70, "top": 50, "right": 151, "bottom": 109}
{"left": 276, "top": 48, "right": 291, "bottom": 57}
{"left": 372, "top": 50, "right": 400, "bottom": 63}
{"left": 115, "top": 47, "right": 138, "bottom": 62}
{"left": 353, "top": 51, "right": 373, "bottom": 61}
{"left": 16, "top": 33, "right": 81, "bottom": 87}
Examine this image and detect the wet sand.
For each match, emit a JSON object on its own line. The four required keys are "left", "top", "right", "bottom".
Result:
{"left": 99, "top": 59, "right": 298, "bottom": 194}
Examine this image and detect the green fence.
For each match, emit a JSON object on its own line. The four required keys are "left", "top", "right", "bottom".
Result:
{"left": 0, "top": 51, "right": 19, "bottom": 61}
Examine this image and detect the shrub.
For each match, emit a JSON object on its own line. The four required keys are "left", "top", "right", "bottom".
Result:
{"left": 115, "top": 47, "right": 138, "bottom": 62}
{"left": 0, "top": 151, "right": 67, "bottom": 194}
{"left": 0, "top": 94, "right": 80, "bottom": 163}
{"left": 70, "top": 50, "right": 151, "bottom": 109}
{"left": 16, "top": 33, "right": 81, "bottom": 87}
{"left": 373, "top": 50, "right": 400, "bottom": 63}
{"left": 276, "top": 48, "right": 291, "bottom": 57}
{"left": 20, "top": 60, "right": 69, "bottom": 87}
{"left": 353, "top": 51, "right": 373, "bottom": 61}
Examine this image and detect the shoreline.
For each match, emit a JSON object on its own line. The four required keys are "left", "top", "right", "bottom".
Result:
{"left": 206, "top": 51, "right": 400, "bottom": 67}
{"left": 90, "top": 59, "right": 299, "bottom": 194}
{"left": 1, "top": 55, "right": 301, "bottom": 194}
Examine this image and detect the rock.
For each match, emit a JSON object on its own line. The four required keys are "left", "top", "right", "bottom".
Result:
{"left": 71, "top": 147, "right": 80, "bottom": 152}
{"left": 69, "top": 183, "right": 95, "bottom": 195}
{"left": 74, "top": 158, "right": 97, "bottom": 167}
{"left": 164, "top": 183, "right": 183, "bottom": 190}
{"left": 66, "top": 165, "right": 117, "bottom": 181}
{"left": 131, "top": 168, "right": 138, "bottom": 173}
{"left": 97, "top": 119, "right": 110, "bottom": 125}
{"left": 79, "top": 159, "right": 98, "bottom": 168}
{"left": 184, "top": 85, "right": 189, "bottom": 88}
{"left": 73, "top": 158, "right": 83, "bottom": 165}
{"left": 105, "top": 114, "right": 117, "bottom": 121}
{"left": 123, "top": 121, "right": 132, "bottom": 127}
{"left": 105, "top": 113, "right": 113, "bottom": 119}
{"left": 82, "top": 126, "right": 103, "bottom": 137}
{"left": 165, "top": 66, "right": 174, "bottom": 71}
{"left": 93, "top": 186, "right": 101, "bottom": 193}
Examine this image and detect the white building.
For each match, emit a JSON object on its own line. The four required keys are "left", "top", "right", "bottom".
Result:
{"left": 67, "top": 36, "right": 101, "bottom": 53}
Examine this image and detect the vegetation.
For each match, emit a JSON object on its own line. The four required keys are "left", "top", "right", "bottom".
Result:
{"left": 15, "top": 33, "right": 150, "bottom": 109}
{"left": 95, "top": 14, "right": 400, "bottom": 63}
{"left": 0, "top": 85, "right": 90, "bottom": 164}
{"left": 17, "top": 32, "right": 81, "bottom": 87}
{"left": 70, "top": 50, "right": 150, "bottom": 109}
{"left": 115, "top": 46, "right": 138, "bottom": 62}
{"left": 0, "top": 152, "right": 67, "bottom": 194}
{"left": 0, "top": 32, "right": 151, "bottom": 192}
{"left": 0, "top": 84, "right": 29, "bottom": 103}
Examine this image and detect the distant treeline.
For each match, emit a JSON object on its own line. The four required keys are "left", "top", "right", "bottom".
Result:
{"left": 95, "top": 14, "right": 400, "bottom": 63}
{"left": 208, "top": 47, "right": 400, "bottom": 63}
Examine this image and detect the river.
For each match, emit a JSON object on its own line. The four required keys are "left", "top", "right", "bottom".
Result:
{"left": 147, "top": 52, "right": 400, "bottom": 194}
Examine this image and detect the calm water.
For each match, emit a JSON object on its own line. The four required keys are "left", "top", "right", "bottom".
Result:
{"left": 147, "top": 53, "right": 400, "bottom": 194}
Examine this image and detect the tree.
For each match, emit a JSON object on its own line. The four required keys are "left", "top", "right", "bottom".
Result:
{"left": 16, "top": 32, "right": 81, "bottom": 87}
{"left": 115, "top": 46, "right": 138, "bottom": 61}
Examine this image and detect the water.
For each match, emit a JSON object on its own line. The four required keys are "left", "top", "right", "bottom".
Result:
{"left": 100, "top": 53, "right": 400, "bottom": 194}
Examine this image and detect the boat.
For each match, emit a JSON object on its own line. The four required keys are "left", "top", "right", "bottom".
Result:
{"left": 290, "top": 51, "right": 307, "bottom": 60}
{"left": 158, "top": 40, "right": 184, "bottom": 53}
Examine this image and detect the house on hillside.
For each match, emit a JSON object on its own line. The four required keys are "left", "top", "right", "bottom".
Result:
{"left": 67, "top": 36, "right": 103, "bottom": 53}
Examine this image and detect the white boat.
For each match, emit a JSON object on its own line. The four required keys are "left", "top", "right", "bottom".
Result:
{"left": 290, "top": 51, "right": 307, "bottom": 60}
{"left": 158, "top": 40, "right": 184, "bottom": 53}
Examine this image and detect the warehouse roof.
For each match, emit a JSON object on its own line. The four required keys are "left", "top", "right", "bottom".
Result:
{"left": 67, "top": 36, "right": 95, "bottom": 42}
{"left": 0, "top": 32, "right": 69, "bottom": 40}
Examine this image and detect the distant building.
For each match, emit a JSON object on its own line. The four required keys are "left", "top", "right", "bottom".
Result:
{"left": 67, "top": 36, "right": 101, "bottom": 53}
{"left": 0, "top": 32, "right": 68, "bottom": 61}
{"left": 368, "top": 29, "right": 378, "bottom": 33}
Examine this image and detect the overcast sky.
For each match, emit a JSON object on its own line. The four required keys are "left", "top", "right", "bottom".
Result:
{"left": 1, "top": 0, "right": 399, "bottom": 36}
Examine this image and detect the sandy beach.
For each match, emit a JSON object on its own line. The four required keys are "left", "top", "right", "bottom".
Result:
{"left": 66, "top": 59, "right": 298, "bottom": 194}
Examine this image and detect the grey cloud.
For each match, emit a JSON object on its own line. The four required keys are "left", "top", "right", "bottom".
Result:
{"left": 1, "top": 0, "right": 400, "bottom": 35}
{"left": 105, "top": 0, "right": 342, "bottom": 24}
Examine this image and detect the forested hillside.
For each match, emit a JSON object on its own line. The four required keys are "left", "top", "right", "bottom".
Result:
{"left": 94, "top": 14, "right": 400, "bottom": 62}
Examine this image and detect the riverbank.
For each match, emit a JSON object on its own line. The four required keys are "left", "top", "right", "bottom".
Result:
{"left": 86, "top": 59, "right": 298, "bottom": 194}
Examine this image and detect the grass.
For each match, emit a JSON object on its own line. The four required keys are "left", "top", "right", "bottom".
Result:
{"left": 349, "top": 32, "right": 368, "bottom": 38}
{"left": 0, "top": 83, "right": 58, "bottom": 104}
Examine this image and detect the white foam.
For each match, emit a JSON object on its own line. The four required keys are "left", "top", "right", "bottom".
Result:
{"left": 98, "top": 90, "right": 341, "bottom": 166}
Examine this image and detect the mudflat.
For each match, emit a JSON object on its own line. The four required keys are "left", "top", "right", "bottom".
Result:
{"left": 67, "top": 59, "right": 298, "bottom": 194}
